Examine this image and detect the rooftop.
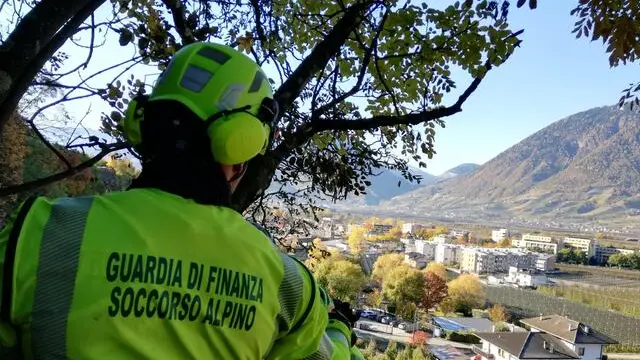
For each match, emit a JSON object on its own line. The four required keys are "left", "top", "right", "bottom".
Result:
{"left": 475, "top": 332, "right": 579, "bottom": 360}
{"left": 432, "top": 317, "right": 494, "bottom": 333}
{"left": 520, "top": 315, "right": 617, "bottom": 345}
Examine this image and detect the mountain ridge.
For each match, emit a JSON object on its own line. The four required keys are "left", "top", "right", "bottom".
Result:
{"left": 377, "top": 105, "right": 640, "bottom": 226}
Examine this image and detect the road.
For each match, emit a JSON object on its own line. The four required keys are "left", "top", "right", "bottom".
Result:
{"left": 354, "top": 319, "right": 472, "bottom": 349}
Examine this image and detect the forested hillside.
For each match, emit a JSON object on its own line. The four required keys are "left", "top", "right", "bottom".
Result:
{"left": 0, "top": 115, "right": 137, "bottom": 221}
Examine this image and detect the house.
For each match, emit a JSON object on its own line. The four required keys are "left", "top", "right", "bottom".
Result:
{"left": 404, "top": 252, "right": 428, "bottom": 269}
{"left": 521, "top": 315, "right": 617, "bottom": 360}
{"left": 474, "top": 332, "right": 581, "bottom": 360}
{"left": 505, "top": 266, "right": 549, "bottom": 288}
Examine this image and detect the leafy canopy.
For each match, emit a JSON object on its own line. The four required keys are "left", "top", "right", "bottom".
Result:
{"left": 0, "top": 0, "right": 523, "bottom": 217}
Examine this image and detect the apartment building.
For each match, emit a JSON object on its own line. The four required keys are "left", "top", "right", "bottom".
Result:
{"left": 433, "top": 235, "right": 455, "bottom": 244}
{"left": 402, "top": 223, "right": 425, "bottom": 234}
{"left": 535, "top": 254, "right": 557, "bottom": 272}
{"left": 435, "top": 244, "right": 462, "bottom": 265}
{"left": 594, "top": 244, "right": 636, "bottom": 264}
{"left": 562, "top": 237, "right": 596, "bottom": 257}
{"left": 461, "top": 248, "right": 538, "bottom": 274}
{"left": 415, "top": 240, "right": 436, "bottom": 260}
{"left": 491, "top": 228, "right": 510, "bottom": 242}
{"left": 513, "top": 234, "right": 559, "bottom": 254}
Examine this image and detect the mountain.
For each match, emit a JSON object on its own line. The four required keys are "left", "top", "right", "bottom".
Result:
{"left": 321, "top": 163, "right": 478, "bottom": 208}
{"left": 380, "top": 105, "right": 640, "bottom": 225}
{"left": 435, "top": 163, "right": 480, "bottom": 182}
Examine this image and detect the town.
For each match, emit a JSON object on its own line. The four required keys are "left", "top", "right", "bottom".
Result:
{"left": 279, "top": 215, "right": 640, "bottom": 359}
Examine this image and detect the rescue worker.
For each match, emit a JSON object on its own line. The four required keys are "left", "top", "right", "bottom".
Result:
{"left": 0, "top": 42, "right": 355, "bottom": 359}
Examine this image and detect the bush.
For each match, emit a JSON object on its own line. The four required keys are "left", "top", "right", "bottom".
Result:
{"left": 446, "top": 331, "right": 480, "bottom": 344}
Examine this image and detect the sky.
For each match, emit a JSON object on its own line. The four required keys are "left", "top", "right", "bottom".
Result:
{"left": 16, "top": 0, "right": 638, "bottom": 176}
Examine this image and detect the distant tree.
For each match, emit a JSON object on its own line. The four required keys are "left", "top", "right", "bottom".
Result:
{"left": 382, "top": 265, "right": 425, "bottom": 319}
{"left": 347, "top": 225, "right": 367, "bottom": 255}
{"left": 314, "top": 258, "right": 366, "bottom": 303}
{"left": 365, "top": 288, "right": 383, "bottom": 309}
{"left": 0, "top": 114, "right": 28, "bottom": 218}
{"left": 487, "top": 304, "right": 509, "bottom": 323}
{"left": 381, "top": 218, "right": 397, "bottom": 226}
{"left": 372, "top": 253, "right": 405, "bottom": 284}
{"left": 497, "top": 238, "right": 512, "bottom": 248}
{"left": 412, "top": 347, "right": 428, "bottom": 360}
{"left": 361, "top": 339, "right": 378, "bottom": 359}
{"left": 438, "top": 297, "right": 456, "bottom": 315}
{"left": 389, "top": 226, "right": 403, "bottom": 240}
{"left": 424, "top": 262, "right": 448, "bottom": 281}
{"left": 305, "top": 238, "right": 332, "bottom": 271}
{"left": 421, "top": 271, "right": 449, "bottom": 313}
{"left": 384, "top": 341, "right": 398, "bottom": 360}
{"left": 447, "top": 273, "right": 486, "bottom": 310}
{"left": 574, "top": 250, "right": 588, "bottom": 265}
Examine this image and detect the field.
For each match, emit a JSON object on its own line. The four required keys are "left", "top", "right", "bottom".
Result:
{"left": 537, "top": 285, "right": 640, "bottom": 317}
{"left": 485, "top": 286, "right": 640, "bottom": 345}
{"left": 555, "top": 264, "right": 640, "bottom": 283}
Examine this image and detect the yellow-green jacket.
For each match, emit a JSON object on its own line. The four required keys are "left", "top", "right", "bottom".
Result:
{"left": 0, "top": 188, "right": 352, "bottom": 359}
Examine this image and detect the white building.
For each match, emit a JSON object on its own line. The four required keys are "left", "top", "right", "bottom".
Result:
{"left": 563, "top": 237, "right": 596, "bottom": 257}
{"left": 491, "top": 229, "right": 510, "bottom": 242}
{"left": 506, "top": 266, "right": 549, "bottom": 287}
{"left": 594, "top": 244, "right": 635, "bottom": 264}
{"left": 433, "top": 235, "right": 454, "bottom": 244}
{"left": 475, "top": 315, "right": 616, "bottom": 360}
{"left": 402, "top": 223, "right": 425, "bottom": 234}
{"left": 415, "top": 240, "right": 436, "bottom": 260}
{"left": 521, "top": 315, "right": 617, "bottom": 360}
{"left": 450, "top": 229, "right": 469, "bottom": 238}
{"left": 435, "top": 244, "right": 462, "bottom": 265}
{"left": 513, "top": 234, "right": 559, "bottom": 254}
{"left": 535, "top": 254, "right": 557, "bottom": 272}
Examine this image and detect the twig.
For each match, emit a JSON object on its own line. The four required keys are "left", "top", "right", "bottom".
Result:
{"left": 84, "top": 13, "right": 96, "bottom": 70}
{"left": 160, "top": 0, "right": 195, "bottom": 44}
{"left": 0, "top": 142, "right": 128, "bottom": 198}
{"left": 274, "top": 1, "right": 371, "bottom": 113}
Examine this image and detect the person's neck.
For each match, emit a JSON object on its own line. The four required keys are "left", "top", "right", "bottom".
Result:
{"left": 128, "top": 156, "right": 232, "bottom": 207}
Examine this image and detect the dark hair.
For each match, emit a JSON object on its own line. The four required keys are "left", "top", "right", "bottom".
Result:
{"left": 128, "top": 100, "right": 232, "bottom": 207}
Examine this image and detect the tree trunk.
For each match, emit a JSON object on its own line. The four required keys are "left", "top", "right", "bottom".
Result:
{"left": 0, "top": 0, "right": 105, "bottom": 136}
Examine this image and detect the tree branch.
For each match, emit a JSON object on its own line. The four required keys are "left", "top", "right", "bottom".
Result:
{"left": 273, "top": 1, "right": 372, "bottom": 113}
{"left": 0, "top": 0, "right": 106, "bottom": 135}
{"left": 314, "top": 10, "right": 387, "bottom": 117}
{"left": 0, "top": 142, "right": 128, "bottom": 198}
{"left": 160, "top": 0, "right": 195, "bottom": 44}
{"left": 309, "top": 29, "right": 524, "bottom": 132}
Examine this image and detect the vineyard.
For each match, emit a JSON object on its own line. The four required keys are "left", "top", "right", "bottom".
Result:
{"left": 537, "top": 285, "right": 640, "bottom": 317}
{"left": 485, "top": 286, "right": 640, "bottom": 345}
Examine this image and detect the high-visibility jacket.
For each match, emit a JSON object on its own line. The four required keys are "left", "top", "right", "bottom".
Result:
{"left": 0, "top": 188, "right": 352, "bottom": 359}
